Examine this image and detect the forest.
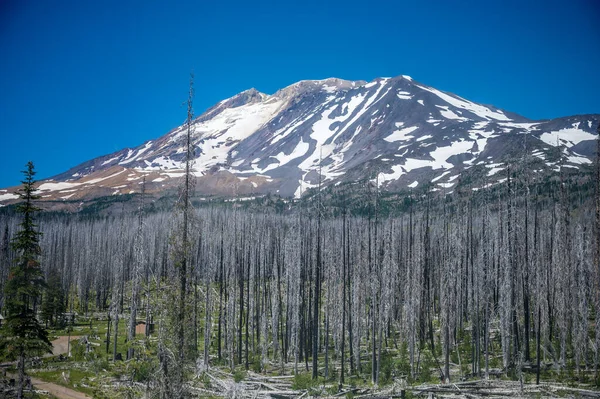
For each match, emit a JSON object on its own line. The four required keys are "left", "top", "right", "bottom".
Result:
{"left": 1, "top": 156, "right": 600, "bottom": 398}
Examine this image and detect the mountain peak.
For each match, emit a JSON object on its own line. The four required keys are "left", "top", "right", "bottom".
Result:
{"left": 273, "top": 77, "right": 366, "bottom": 99}
{"left": 1, "top": 75, "right": 598, "bottom": 210}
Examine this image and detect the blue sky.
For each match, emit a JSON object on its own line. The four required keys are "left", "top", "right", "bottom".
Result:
{"left": 0, "top": 0, "right": 598, "bottom": 187}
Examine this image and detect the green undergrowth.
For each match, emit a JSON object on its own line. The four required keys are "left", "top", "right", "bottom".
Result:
{"left": 29, "top": 368, "right": 96, "bottom": 396}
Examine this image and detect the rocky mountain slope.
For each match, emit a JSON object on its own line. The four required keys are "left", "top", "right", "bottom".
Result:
{"left": 1, "top": 75, "right": 598, "bottom": 208}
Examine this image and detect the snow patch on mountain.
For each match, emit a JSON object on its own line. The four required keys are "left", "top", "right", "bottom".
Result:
{"left": 0, "top": 193, "right": 18, "bottom": 201}
{"left": 418, "top": 84, "right": 511, "bottom": 121}
{"left": 540, "top": 128, "right": 596, "bottom": 148}
{"left": 258, "top": 138, "right": 310, "bottom": 173}
{"left": 120, "top": 141, "right": 153, "bottom": 165}
{"left": 38, "top": 181, "right": 81, "bottom": 191}
{"left": 384, "top": 126, "right": 418, "bottom": 142}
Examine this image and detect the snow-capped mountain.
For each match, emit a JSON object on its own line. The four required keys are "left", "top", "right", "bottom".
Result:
{"left": 1, "top": 75, "right": 598, "bottom": 208}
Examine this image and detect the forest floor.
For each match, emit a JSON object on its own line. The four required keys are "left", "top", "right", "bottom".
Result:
{"left": 4, "top": 317, "right": 600, "bottom": 398}
{"left": 1, "top": 335, "right": 91, "bottom": 399}
{"left": 49, "top": 335, "right": 81, "bottom": 357}
{"left": 28, "top": 376, "right": 90, "bottom": 399}
{"left": 32, "top": 335, "right": 91, "bottom": 399}
{"left": 176, "top": 367, "right": 600, "bottom": 398}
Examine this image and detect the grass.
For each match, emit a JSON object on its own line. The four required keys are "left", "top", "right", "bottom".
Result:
{"left": 28, "top": 295, "right": 600, "bottom": 397}
{"left": 30, "top": 368, "right": 96, "bottom": 396}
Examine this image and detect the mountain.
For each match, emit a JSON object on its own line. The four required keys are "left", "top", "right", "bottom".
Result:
{"left": 1, "top": 75, "right": 598, "bottom": 209}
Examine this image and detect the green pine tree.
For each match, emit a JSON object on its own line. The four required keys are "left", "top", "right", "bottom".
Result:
{"left": 0, "top": 161, "right": 52, "bottom": 399}
{"left": 41, "top": 268, "right": 65, "bottom": 328}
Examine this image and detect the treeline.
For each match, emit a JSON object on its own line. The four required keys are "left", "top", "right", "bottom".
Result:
{"left": 1, "top": 168, "right": 599, "bottom": 392}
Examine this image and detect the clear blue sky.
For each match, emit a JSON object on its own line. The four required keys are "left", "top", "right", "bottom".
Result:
{"left": 1, "top": 0, "right": 599, "bottom": 187}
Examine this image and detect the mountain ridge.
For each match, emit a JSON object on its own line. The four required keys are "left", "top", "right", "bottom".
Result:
{"left": 0, "top": 75, "right": 598, "bottom": 209}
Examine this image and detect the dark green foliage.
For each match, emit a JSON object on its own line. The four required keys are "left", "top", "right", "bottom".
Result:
{"left": 233, "top": 369, "right": 247, "bottom": 382}
{"left": 41, "top": 267, "right": 66, "bottom": 327}
{"left": 0, "top": 162, "right": 52, "bottom": 361}
{"left": 0, "top": 224, "right": 10, "bottom": 310}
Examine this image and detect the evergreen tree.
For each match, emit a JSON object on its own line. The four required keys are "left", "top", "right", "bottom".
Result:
{"left": 0, "top": 224, "right": 10, "bottom": 310}
{"left": 0, "top": 162, "right": 52, "bottom": 399}
{"left": 41, "top": 267, "right": 65, "bottom": 328}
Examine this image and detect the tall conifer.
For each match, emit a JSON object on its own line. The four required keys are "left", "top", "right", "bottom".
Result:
{"left": 0, "top": 162, "right": 51, "bottom": 399}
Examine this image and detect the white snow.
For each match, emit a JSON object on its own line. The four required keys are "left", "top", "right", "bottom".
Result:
{"left": 487, "top": 166, "right": 504, "bottom": 176}
{"left": 144, "top": 156, "right": 180, "bottom": 170}
{"left": 270, "top": 111, "right": 317, "bottom": 145}
{"left": 225, "top": 196, "right": 258, "bottom": 202}
{"left": 330, "top": 81, "right": 391, "bottom": 145}
{"left": 166, "top": 98, "right": 285, "bottom": 175}
{"left": 498, "top": 122, "right": 539, "bottom": 130}
{"left": 163, "top": 171, "right": 185, "bottom": 178}
{"left": 568, "top": 155, "right": 591, "bottom": 164}
{"left": 379, "top": 165, "right": 406, "bottom": 184}
{"left": 397, "top": 90, "right": 412, "bottom": 100}
{"left": 300, "top": 79, "right": 390, "bottom": 179}
{"left": 192, "top": 99, "right": 284, "bottom": 172}
{"left": 436, "top": 105, "right": 468, "bottom": 121}
{"left": 540, "top": 128, "right": 596, "bottom": 148}
{"left": 408, "top": 181, "right": 419, "bottom": 188}
{"left": 0, "top": 193, "right": 19, "bottom": 201}
{"left": 293, "top": 179, "right": 318, "bottom": 198}
{"left": 38, "top": 181, "right": 81, "bottom": 191}
{"left": 120, "top": 141, "right": 153, "bottom": 165}
{"left": 438, "top": 181, "right": 455, "bottom": 188}
{"left": 532, "top": 151, "right": 546, "bottom": 160}
{"left": 431, "top": 170, "right": 452, "bottom": 183}
{"left": 418, "top": 84, "right": 511, "bottom": 121}
{"left": 428, "top": 140, "right": 474, "bottom": 169}
{"left": 379, "top": 140, "right": 471, "bottom": 185}
{"left": 384, "top": 126, "right": 418, "bottom": 142}
{"left": 101, "top": 155, "right": 120, "bottom": 166}
{"left": 259, "top": 138, "right": 310, "bottom": 173}
{"left": 416, "top": 135, "right": 432, "bottom": 142}
{"left": 273, "top": 138, "right": 310, "bottom": 166}
{"left": 84, "top": 169, "right": 126, "bottom": 185}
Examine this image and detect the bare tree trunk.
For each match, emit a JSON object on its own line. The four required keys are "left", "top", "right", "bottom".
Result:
{"left": 340, "top": 207, "right": 347, "bottom": 388}
{"left": 312, "top": 157, "right": 323, "bottom": 380}
{"left": 595, "top": 123, "right": 600, "bottom": 382}
{"left": 128, "top": 180, "right": 145, "bottom": 360}
{"left": 17, "top": 352, "right": 25, "bottom": 399}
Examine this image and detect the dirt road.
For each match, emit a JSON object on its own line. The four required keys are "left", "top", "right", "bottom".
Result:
{"left": 30, "top": 376, "right": 91, "bottom": 399}
{"left": 50, "top": 335, "right": 81, "bottom": 357}
{"left": 27, "top": 336, "right": 92, "bottom": 399}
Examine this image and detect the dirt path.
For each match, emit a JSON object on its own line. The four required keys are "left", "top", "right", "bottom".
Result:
{"left": 30, "top": 376, "right": 91, "bottom": 399}
{"left": 4, "top": 336, "right": 93, "bottom": 398}
{"left": 49, "top": 335, "right": 81, "bottom": 357}
{"left": 25, "top": 336, "right": 91, "bottom": 399}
